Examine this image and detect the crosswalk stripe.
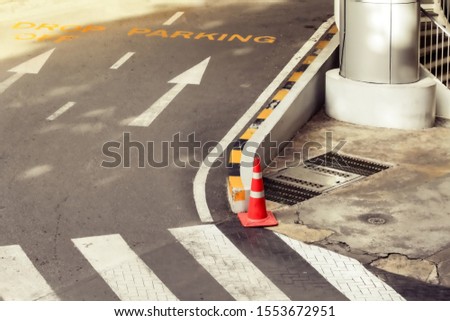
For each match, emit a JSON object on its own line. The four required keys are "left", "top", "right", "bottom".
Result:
{"left": 276, "top": 233, "right": 405, "bottom": 301}
{"left": 72, "top": 234, "right": 178, "bottom": 301}
{"left": 169, "top": 225, "right": 290, "bottom": 301}
{"left": 0, "top": 245, "right": 59, "bottom": 300}
{"left": 218, "top": 223, "right": 348, "bottom": 300}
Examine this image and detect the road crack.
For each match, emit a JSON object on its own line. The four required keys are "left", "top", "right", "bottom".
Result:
{"left": 53, "top": 195, "right": 69, "bottom": 281}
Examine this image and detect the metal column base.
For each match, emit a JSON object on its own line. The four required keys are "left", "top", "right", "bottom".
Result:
{"left": 325, "top": 69, "right": 436, "bottom": 129}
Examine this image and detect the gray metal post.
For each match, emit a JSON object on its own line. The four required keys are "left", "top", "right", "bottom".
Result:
{"left": 339, "top": 0, "right": 420, "bottom": 84}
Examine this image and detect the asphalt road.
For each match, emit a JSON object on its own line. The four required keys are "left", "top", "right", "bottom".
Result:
{"left": 0, "top": 1, "right": 338, "bottom": 300}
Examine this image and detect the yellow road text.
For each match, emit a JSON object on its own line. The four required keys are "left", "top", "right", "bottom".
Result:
{"left": 127, "top": 27, "right": 276, "bottom": 44}
{"left": 11, "top": 22, "right": 277, "bottom": 45}
{"left": 12, "top": 22, "right": 106, "bottom": 43}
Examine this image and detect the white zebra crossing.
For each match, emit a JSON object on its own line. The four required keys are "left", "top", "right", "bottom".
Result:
{"left": 72, "top": 234, "right": 178, "bottom": 301}
{"left": 276, "top": 233, "right": 405, "bottom": 301}
{"left": 170, "top": 224, "right": 290, "bottom": 301}
{"left": 0, "top": 245, "right": 59, "bottom": 301}
{"left": 0, "top": 228, "right": 406, "bottom": 301}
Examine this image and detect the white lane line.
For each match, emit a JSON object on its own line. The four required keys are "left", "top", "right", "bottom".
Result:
{"left": 163, "top": 11, "right": 184, "bottom": 26}
{"left": 0, "top": 245, "right": 59, "bottom": 300}
{"left": 128, "top": 83, "right": 185, "bottom": 127}
{"left": 73, "top": 234, "right": 178, "bottom": 301}
{"left": 193, "top": 17, "right": 336, "bottom": 223}
{"left": 110, "top": 52, "right": 135, "bottom": 70}
{"left": 46, "top": 101, "right": 76, "bottom": 121}
{"left": 170, "top": 225, "right": 290, "bottom": 301}
{"left": 276, "top": 233, "right": 406, "bottom": 301}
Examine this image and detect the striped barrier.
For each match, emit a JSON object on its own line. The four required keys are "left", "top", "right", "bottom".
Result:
{"left": 227, "top": 23, "right": 339, "bottom": 213}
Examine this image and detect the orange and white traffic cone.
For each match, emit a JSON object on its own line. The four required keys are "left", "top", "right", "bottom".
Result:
{"left": 238, "top": 156, "right": 278, "bottom": 227}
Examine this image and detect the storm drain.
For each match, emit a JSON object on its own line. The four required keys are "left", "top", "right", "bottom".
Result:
{"left": 305, "top": 152, "right": 390, "bottom": 176}
{"left": 263, "top": 178, "right": 321, "bottom": 206}
{"left": 264, "top": 152, "right": 391, "bottom": 206}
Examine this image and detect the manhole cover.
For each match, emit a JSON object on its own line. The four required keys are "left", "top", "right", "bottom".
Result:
{"left": 358, "top": 213, "right": 392, "bottom": 225}
{"left": 367, "top": 217, "right": 386, "bottom": 225}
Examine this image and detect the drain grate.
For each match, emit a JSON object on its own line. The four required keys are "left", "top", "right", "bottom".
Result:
{"left": 267, "top": 163, "right": 362, "bottom": 194}
{"left": 264, "top": 152, "right": 391, "bottom": 206}
{"left": 263, "top": 178, "right": 320, "bottom": 205}
{"left": 305, "top": 152, "right": 390, "bottom": 177}
{"left": 303, "top": 164, "right": 353, "bottom": 178}
{"left": 276, "top": 175, "right": 325, "bottom": 190}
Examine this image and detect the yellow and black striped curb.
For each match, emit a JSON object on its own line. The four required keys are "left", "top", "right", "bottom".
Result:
{"left": 227, "top": 23, "right": 338, "bottom": 207}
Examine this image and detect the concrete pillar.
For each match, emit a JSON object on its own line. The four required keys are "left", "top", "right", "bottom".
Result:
{"left": 340, "top": 0, "right": 419, "bottom": 84}
{"left": 335, "top": 0, "right": 340, "bottom": 28}
{"left": 326, "top": 0, "right": 436, "bottom": 129}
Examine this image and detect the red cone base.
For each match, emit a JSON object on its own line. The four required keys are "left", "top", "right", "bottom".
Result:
{"left": 238, "top": 210, "right": 278, "bottom": 227}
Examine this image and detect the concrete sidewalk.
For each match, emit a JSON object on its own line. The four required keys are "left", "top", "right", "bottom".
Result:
{"left": 266, "top": 110, "right": 450, "bottom": 288}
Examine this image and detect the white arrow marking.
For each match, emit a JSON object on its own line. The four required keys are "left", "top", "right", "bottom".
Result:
{"left": 0, "top": 48, "right": 55, "bottom": 95}
{"left": 168, "top": 56, "right": 210, "bottom": 85}
{"left": 128, "top": 83, "right": 186, "bottom": 127}
{"left": 0, "top": 73, "right": 25, "bottom": 95}
{"left": 129, "top": 57, "right": 210, "bottom": 127}
{"left": 9, "top": 48, "right": 55, "bottom": 74}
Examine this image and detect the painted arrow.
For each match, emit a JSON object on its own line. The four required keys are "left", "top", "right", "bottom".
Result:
{"left": 0, "top": 48, "right": 55, "bottom": 95}
{"left": 128, "top": 57, "right": 211, "bottom": 127}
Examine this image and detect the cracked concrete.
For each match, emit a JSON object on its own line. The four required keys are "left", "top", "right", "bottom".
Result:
{"left": 428, "top": 247, "right": 450, "bottom": 287}
{"left": 266, "top": 203, "right": 335, "bottom": 243}
{"left": 370, "top": 254, "right": 439, "bottom": 285}
{"left": 267, "top": 110, "right": 450, "bottom": 286}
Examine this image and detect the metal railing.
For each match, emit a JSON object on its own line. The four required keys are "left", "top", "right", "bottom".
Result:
{"left": 420, "top": 6, "right": 450, "bottom": 87}
{"left": 437, "top": 0, "right": 450, "bottom": 25}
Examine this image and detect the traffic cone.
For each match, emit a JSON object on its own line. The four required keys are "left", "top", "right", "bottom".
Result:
{"left": 238, "top": 156, "right": 278, "bottom": 227}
